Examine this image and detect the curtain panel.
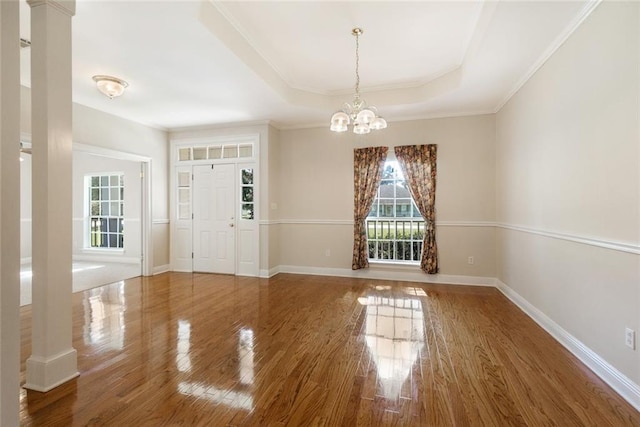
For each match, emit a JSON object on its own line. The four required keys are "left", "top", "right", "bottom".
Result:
{"left": 352, "top": 146, "right": 388, "bottom": 270}
{"left": 394, "top": 144, "right": 439, "bottom": 274}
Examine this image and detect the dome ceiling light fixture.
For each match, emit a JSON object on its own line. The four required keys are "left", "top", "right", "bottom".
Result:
{"left": 92, "top": 75, "right": 129, "bottom": 99}
{"left": 330, "top": 28, "right": 387, "bottom": 135}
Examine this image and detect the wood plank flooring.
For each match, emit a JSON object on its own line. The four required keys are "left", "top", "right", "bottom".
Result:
{"left": 19, "top": 273, "right": 640, "bottom": 426}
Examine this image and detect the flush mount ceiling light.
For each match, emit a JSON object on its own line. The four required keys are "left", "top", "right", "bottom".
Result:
{"left": 92, "top": 75, "right": 129, "bottom": 99}
{"left": 330, "top": 28, "right": 387, "bottom": 135}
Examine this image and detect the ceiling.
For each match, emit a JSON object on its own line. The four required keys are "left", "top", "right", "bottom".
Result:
{"left": 18, "top": 0, "right": 598, "bottom": 131}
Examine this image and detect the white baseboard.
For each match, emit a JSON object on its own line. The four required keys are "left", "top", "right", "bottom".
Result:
{"left": 495, "top": 279, "right": 640, "bottom": 412}
{"left": 277, "top": 264, "right": 495, "bottom": 286}
{"left": 152, "top": 264, "right": 170, "bottom": 275}
{"left": 259, "top": 267, "right": 280, "bottom": 278}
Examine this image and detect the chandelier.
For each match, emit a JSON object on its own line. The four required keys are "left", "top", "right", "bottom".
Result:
{"left": 330, "top": 28, "right": 387, "bottom": 134}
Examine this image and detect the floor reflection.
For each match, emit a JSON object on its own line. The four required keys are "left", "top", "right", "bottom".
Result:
{"left": 238, "top": 328, "right": 254, "bottom": 385}
{"left": 83, "top": 281, "right": 126, "bottom": 350}
{"left": 177, "top": 320, "right": 192, "bottom": 373}
{"left": 176, "top": 326, "right": 256, "bottom": 411}
{"left": 359, "top": 286, "right": 425, "bottom": 399}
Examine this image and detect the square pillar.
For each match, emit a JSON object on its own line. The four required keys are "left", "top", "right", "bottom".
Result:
{"left": 24, "top": 0, "right": 78, "bottom": 392}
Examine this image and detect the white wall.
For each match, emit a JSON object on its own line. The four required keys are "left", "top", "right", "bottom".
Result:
{"left": 496, "top": 0, "right": 639, "bottom": 388}
{"left": 20, "top": 85, "right": 170, "bottom": 269}
{"left": 71, "top": 152, "right": 142, "bottom": 261}
{"left": 20, "top": 151, "right": 143, "bottom": 263}
{"left": 276, "top": 114, "right": 496, "bottom": 277}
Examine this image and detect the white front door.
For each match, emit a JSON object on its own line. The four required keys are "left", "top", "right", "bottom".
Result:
{"left": 192, "top": 164, "right": 235, "bottom": 274}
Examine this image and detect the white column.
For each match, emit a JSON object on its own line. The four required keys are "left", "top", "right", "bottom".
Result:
{"left": 0, "top": 0, "right": 22, "bottom": 423}
{"left": 24, "top": 0, "right": 78, "bottom": 392}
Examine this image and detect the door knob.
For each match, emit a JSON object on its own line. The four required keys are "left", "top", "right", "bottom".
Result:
{"left": 229, "top": 223, "right": 235, "bottom": 227}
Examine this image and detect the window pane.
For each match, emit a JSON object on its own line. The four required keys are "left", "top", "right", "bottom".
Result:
{"left": 239, "top": 145, "right": 252, "bottom": 158}
{"left": 110, "top": 188, "right": 119, "bottom": 200}
{"left": 110, "top": 202, "right": 119, "bottom": 216}
{"left": 367, "top": 221, "right": 376, "bottom": 239}
{"left": 100, "top": 176, "right": 109, "bottom": 186}
{"left": 193, "top": 147, "right": 207, "bottom": 160}
{"left": 178, "top": 204, "right": 190, "bottom": 220}
{"left": 109, "top": 234, "right": 118, "bottom": 248}
{"left": 368, "top": 201, "right": 378, "bottom": 217}
{"left": 101, "top": 202, "right": 109, "bottom": 216}
{"left": 110, "top": 176, "right": 118, "bottom": 186}
{"left": 241, "top": 204, "right": 254, "bottom": 220}
{"left": 241, "top": 169, "right": 253, "bottom": 185}
{"left": 101, "top": 188, "right": 109, "bottom": 200}
{"left": 108, "top": 218, "right": 118, "bottom": 233}
{"left": 396, "top": 199, "right": 411, "bottom": 217}
{"left": 120, "top": 175, "right": 124, "bottom": 186}
{"left": 242, "top": 187, "right": 253, "bottom": 202}
{"left": 120, "top": 203, "right": 124, "bottom": 216}
{"left": 118, "top": 235, "right": 124, "bottom": 248}
{"left": 91, "top": 188, "right": 99, "bottom": 200}
{"left": 223, "top": 145, "right": 238, "bottom": 158}
{"left": 91, "top": 202, "right": 100, "bottom": 216}
{"left": 412, "top": 202, "right": 422, "bottom": 218}
{"left": 178, "top": 188, "right": 189, "bottom": 203}
{"left": 178, "top": 172, "right": 190, "bottom": 187}
{"left": 208, "top": 147, "right": 222, "bottom": 159}
{"left": 120, "top": 188, "right": 124, "bottom": 200}
{"left": 178, "top": 147, "right": 191, "bottom": 161}
{"left": 91, "top": 176, "right": 100, "bottom": 186}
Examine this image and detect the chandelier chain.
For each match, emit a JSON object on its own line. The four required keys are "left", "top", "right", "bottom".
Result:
{"left": 354, "top": 31, "right": 360, "bottom": 100}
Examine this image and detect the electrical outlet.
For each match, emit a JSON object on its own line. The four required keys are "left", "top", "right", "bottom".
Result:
{"left": 467, "top": 256, "right": 474, "bottom": 265}
{"left": 325, "top": 249, "right": 331, "bottom": 257}
{"left": 625, "top": 328, "right": 635, "bottom": 350}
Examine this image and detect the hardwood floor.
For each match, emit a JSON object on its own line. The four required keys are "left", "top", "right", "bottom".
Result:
{"left": 19, "top": 273, "right": 640, "bottom": 426}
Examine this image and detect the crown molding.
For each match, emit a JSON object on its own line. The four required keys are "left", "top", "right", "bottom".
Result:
{"left": 26, "top": 0, "right": 75, "bottom": 16}
{"left": 494, "top": 0, "right": 603, "bottom": 113}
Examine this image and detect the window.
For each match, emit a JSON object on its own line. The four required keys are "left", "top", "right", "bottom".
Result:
{"left": 88, "top": 174, "right": 124, "bottom": 249}
{"left": 367, "top": 160, "right": 424, "bottom": 262}
{"left": 240, "top": 168, "right": 254, "bottom": 220}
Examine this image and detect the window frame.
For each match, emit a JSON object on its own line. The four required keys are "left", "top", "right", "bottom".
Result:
{"left": 85, "top": 172, "right": 125, "bottom": 251}
{"left": 366, "top": 157, "right": 424, "bottom": 264}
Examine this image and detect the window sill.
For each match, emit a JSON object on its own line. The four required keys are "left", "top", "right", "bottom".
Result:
{"left": 82, "top": 248, "right": 125, "bottom": 254}
{"left": 369, "top": 259, "right": 420, "bottom": 268}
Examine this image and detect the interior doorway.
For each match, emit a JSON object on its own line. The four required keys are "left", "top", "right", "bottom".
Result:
{"left": 19, "top": 142, "right": 151, "bottom": 306}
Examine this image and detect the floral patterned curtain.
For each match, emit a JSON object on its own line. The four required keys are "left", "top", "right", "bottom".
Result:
{"left": 394, "top": 145, "right": 438, "bottom": 274}
{"left": 352, "top": 146, "right": 388, "bottom": 270}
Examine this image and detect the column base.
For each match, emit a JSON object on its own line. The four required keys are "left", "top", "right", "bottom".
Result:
{"left": 24, "top": 348, "right": 79, "bottom": 392}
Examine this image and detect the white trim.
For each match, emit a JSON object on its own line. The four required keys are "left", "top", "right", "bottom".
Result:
{"left": 73, "top": 142, "right": 152, "bottom": 163}
{"left": 277, "top": 265, "right": 494, "bottom": 286}
{"left": 262, "top": 219, "right": 638, "bottom": 255}
{"left": 497, "top": 223, "right": 639, "bottom": 255}
{"left": 437, "top": 221, "right": 496, "bottom": 227}
{"left": 152, "top": 264, "right": 170, "bottom": 275}
{"left": 264, "top": 219, "right": 498, "bottom": 228}
{"left": 496, "top": 279, "right": 640, "bottom": 412}
{"left": 21, "top": 257, "right": 32, "bottom": 265}
{"left": 153, "top": 219, "right": 170, "bottom": 225}
{"left": 73, "top": 254, "right": 141, "bottom": 264}
{"left": 494, "top": 0, "right": 602, "bottom": 112}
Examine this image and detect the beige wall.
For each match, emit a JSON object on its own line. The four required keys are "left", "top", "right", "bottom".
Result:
{"left": 21, "top": 86, "right": 170, "bottom": 270}
{"left": 277, "top": 114, "right": 496, "bottom": 276}
{"left": 496, "top": 1, "right": 639, "bottom": 384}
